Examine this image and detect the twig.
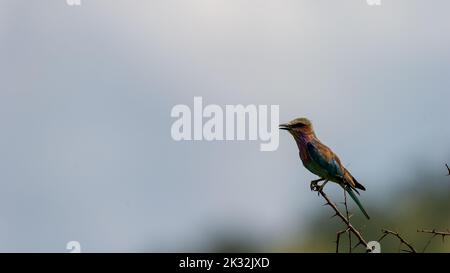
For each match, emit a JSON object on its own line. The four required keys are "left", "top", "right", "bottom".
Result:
{"left": 318, "top": 189, "right": 368, "bottom": 249}
{"left": 336, "top": 228, "right": 350, "bottom": 253}
{"left": 417, "top": 228, "right": 450, "bottom": 236}
{"left": 379, "top": 229, "right": 417, "bottom": 253}
{"left": 343, "top": 190, "right": 352, "bottom": 253}
{"left": 446, "top": 164, "right": 450, "bottom": 176}
{"left": 417, "top": 229, "right": 450, "bottom": 252}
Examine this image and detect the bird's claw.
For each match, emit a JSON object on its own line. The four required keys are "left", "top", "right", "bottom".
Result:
{"left": 313, "top": 184, "right": 325, "bottom": 192}
{"left": 312, "top": 184, "right": 325, "bottom": 196}
{"left": 310, "top": 179, "right": 328, "bottom": 195}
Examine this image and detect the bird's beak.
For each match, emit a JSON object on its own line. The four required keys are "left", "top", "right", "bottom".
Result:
{"left": 279, "top": 123, "right": 291, "bottom": 131}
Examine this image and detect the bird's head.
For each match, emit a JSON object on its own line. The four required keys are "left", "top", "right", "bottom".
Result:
{"left": 279, "top": 117, "right": 315, "bottom": 137}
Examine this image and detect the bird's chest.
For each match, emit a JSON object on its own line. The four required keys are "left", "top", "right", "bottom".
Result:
{"left": 297, "top": 140, "right": 310, "bottom": 163}
{"left": 298, "top": 146, "right": 328, "bottom": 178}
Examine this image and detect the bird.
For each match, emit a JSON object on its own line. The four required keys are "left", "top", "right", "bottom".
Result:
{"left": 280, "top": 117, "right": 370, "bottom": 220}
{"left": 446, "top": 164, "right": 450, "bottom": 176}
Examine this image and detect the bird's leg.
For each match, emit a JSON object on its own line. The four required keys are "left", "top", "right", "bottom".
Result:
{"left": 312, "top": 180, "right": 329, "bottom": 194}
{"left": 310, "top": 178, "right": 325, "bottom": 191}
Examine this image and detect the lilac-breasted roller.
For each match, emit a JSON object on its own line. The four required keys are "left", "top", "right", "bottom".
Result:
{"left": 280, "top": 117, "right": 370, "bottom": 220}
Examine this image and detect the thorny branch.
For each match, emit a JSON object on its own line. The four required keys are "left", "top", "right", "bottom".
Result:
{"left": 417, "top": 229, "right": 450, "bottom": 252}
{"left": 378, "top": 229, "right": 417, "bottom": 253}
{"left": 342, "top": 190, "right": 352, "bottom": 253}
{"left": 316, "top": 188, "right": 448, "bottom": 253}
{"left": 336, "top": 228, "right": 350, "bottom": 253}
{"left": 317, "top": 189, "right": 368, "bottom": 250}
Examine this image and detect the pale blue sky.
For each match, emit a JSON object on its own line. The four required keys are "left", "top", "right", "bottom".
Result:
{"left": 1, "top": 0, "right": 449, "bottom": 252}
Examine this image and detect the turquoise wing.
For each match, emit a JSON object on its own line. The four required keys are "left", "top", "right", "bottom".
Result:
{"left": 306, "top": 141, "right": 343, "bottom": 178}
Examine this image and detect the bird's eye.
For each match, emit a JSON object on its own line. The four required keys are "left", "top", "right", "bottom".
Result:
{"left": 291, "top": 123, "right": 305, "bottom": 128}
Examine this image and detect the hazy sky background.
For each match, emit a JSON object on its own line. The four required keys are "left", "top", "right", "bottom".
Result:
{"left": 1, "top": 0, "right": 450, "bottom": 252}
